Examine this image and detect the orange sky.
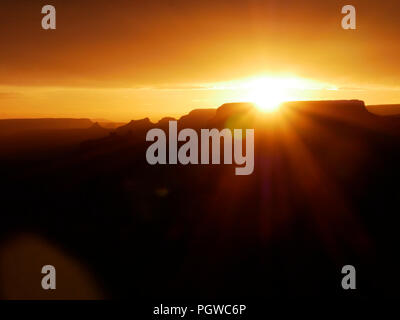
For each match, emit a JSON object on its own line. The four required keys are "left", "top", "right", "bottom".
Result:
{"left": 1, "top": 0, "right": 400, "bottom": 121}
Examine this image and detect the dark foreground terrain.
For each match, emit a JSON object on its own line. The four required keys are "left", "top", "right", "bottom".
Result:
{"left": 0, "top": 100, "right": 399, "bottom": 299}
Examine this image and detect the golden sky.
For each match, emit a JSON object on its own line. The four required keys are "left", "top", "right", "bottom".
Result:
{"left": 1, "top": 0, "right": 400, "bottom": 121}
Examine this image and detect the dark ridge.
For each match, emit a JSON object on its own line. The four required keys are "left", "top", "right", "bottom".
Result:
{"left": 367, "top": 104, "right": 400, "bottom": 116}
{"left": 115, "top": 117, "right": 154, "bottom": 135}
{"left": 282, "top": 100, "right": 369, "bottom": 117}
{"left": 157, "top": 117, "right": 176, "bottom": 127}
{"left": 0, "top": 118, "right": 94, "bottom": 136}
{"left": 178, "top": 108, "right": 216, "bottom": 128}
{"left": 215, "top": 102, "right": 255, "bottom": 120}
{"left": 1, "top": 100, "right": 400, "bottom": 299}
{"left": 89, "top": 122, "right": 105, "bottom": 131}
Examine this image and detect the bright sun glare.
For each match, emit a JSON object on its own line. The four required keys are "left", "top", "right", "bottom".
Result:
{"left": 214, "top": 75, "right": 337, "bottom": 113}
{"left": 244, "top": 77, "right": 299, "bottom": 112}
{"left": 237, "top": 75, "right": 333, "bottom": 112}
{"left": 247, "top": 78, "right": 287, "bottom": 112}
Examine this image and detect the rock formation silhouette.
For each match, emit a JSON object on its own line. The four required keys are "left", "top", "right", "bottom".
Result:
{"left": 1, "top": 100, "right": 400, "bottom": 299}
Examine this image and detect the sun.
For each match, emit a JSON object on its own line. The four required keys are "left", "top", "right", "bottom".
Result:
{"left": 218, "top": 75, "right": 330, "bottom": 112}
{"left": 250, "top": 85, "right": 286, "bottom": 112}
{"left": 245, "top": 77, "right": 290, "bottom": 112}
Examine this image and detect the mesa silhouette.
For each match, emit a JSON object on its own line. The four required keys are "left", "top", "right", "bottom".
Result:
{"left": 1, "top": 100, "right": 400, "bottom": 299}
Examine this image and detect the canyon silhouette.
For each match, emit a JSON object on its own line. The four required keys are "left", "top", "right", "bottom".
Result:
{"left": 0, "top": 100, "right": 400, "bottom": 299}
